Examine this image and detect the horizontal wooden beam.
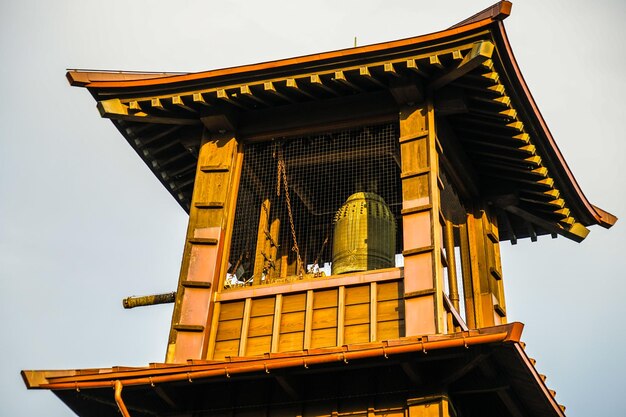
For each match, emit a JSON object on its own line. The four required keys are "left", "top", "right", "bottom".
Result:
{"left": 237, "top": 90, "right": 397, "bottom": 142}
{"left": 97, "top": 99, "right": 201, "bottom": 125}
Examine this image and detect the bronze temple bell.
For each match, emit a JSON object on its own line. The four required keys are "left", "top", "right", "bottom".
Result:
{"left": 331, "top": 192, "right": 396, "bottom": 275}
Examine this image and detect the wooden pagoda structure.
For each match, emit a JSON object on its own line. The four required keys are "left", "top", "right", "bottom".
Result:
{"left": 22, "top": 2, "right": 616, "bottom": 416}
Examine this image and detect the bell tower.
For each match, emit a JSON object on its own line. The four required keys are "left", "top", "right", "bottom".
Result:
{"left": 24, "top": 3, "right": 617, "bottom": 417}
{"left": 162, "top": 86, "right": 520, "bottom": 364}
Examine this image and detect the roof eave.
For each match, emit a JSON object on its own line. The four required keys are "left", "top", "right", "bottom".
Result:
{"left": 22, "top": 322, "right": 566, "bottom": 417}
{"left": 66, "top": 70, "right": 186, "bottom": 87}
{"left": 65, "top": 3, "right": 512, "bottom": 91}
{"left": 23, "top": 323, "right": 523, "bottom": 390}
{"left": 491, "top": 21, "right": 617, "bottom": 230}
{"left": 63, "top": 0, "right": 616, "bottom": 234}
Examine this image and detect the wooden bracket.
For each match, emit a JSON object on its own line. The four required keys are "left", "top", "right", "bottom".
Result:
{"left": 428, "top": 41, "right": 495, "bottom": 91}
{"left": 97, "top": 98, "right": 201, "bottom": 125}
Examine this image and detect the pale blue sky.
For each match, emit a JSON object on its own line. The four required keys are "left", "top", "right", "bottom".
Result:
{"left": 1, "top": 1, "right": 625, "bottom": 416}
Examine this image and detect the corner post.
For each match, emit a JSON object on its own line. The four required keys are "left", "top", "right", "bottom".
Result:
{"left": 407, "top": 395, "right": 456, "bottom": 417}
{"left": 462, "top": 206, "right": 507, "bottom": 328}
{"left": 165, "top": 130, "right": 242, "bottom": 363}
{"left": 399, "top": 101, "right": 446, "bottom": 336}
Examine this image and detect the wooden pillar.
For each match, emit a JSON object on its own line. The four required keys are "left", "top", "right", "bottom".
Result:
{"left": 444, "top": 219, "right": 460, "bottom": 311}
{"left": 407, "top": 396, "right": 455, "bottom": 417}
{"left": 399, "top": 101, "right": 446, "bottom": 336}
{"left": 461, "top": 206, "right": 507, "bottom": 328}
{"left": 165, "top": 131, "right": 242, "bottom": 363}
{"left": 485, "top": 208, "right": 507, "bottom": 324}
{"left": 252, "top": 199, "right": 271, "bottom": 285}
{"left": 458, "top": 221, "right": 477, "bottom": 329}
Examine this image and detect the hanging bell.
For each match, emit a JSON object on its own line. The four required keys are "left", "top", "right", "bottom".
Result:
{"left": 331, "top": 192, "right": 396, "bottom": 275}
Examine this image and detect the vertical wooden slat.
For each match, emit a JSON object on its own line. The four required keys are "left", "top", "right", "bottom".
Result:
{"left": 337, "top": 286, "right": 345, "bottom": 346}
{"left": 271, "top": 294, "right": 283, "bottom": 353}
{"left": 206, "top": 301, "right": 221, "bottom": 359}
{"left": 458, "top": 222, "right": 476, "bottom": 329}
{"left": 215, "top": 144, "right": 244, "bottom": 291}
{"left": 253, "top": 200, "right": 271, "bottom": 285}
{"left": 444, "top": 219, "right": 460, "bottom": 313}
{"left": 238, "top": 298, "right": 252, "bottom": 356}
{"left": 303, "top": 290, "right": 314, "bottom": 349}
{"left": 268, "top": 217, "right": 281, "bottom": 280}
{"left": 370, "top": 282, "right": 377, "bottom": 342}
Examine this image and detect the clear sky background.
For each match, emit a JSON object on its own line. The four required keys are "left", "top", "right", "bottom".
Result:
{"left": 1, "top": 1, "right": 624, "bottom": 416}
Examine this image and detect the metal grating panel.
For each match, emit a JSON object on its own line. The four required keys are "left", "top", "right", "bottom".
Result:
{"left": 227, "top": 123, "right": 403, "bottom": 287}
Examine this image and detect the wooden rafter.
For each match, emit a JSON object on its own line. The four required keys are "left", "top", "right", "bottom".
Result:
{"left": 136, "top": 125, "right": 182, "bottom": 148}
{"left": 333, "top": 70, "right": 364, "bottom": 92}
{"left": 264, "top": 81, "right": 296, "bottom": 103}
{"left": 429, "top": 41, "right": 495, "bottom": 90}
{"left": 359, "top": 66, "right": 386, "bottom": 87}
{"left": 171, "top": 95, "right": 196, "bottom": 112}
{"left": 503, "top": 205, "right": 589, "bottom": 242}
{"left": 286, "top": 78, "right": 315, "bottom": 99}
{"left": 97, "top": 98, "right": 201, "bottom": 125}
{"left": 310, "top": 74, "right": 339, "bottom": 96}
{"left": 240, "top": 85, "right": 270, "bottom": 106}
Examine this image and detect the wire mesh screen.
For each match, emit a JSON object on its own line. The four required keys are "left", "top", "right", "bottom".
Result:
{"left": 226, "top": 123, "right": 403, "bottom": 287}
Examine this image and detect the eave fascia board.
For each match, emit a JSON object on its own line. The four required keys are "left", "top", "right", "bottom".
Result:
{"left": 66, "top": 14, "right": 502, "bottom": 91}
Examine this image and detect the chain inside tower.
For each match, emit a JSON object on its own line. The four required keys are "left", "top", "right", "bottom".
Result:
{"left": 227, "top": 123, "right": 403, "bottom": 288}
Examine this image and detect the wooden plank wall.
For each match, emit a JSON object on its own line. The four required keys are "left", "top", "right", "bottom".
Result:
{"left": 209, "top": 280, "right": 404, "bottom": 359}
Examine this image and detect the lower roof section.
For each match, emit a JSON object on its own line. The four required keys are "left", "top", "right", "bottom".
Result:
{"left": 23, "top": 323, "right": 566, "bottom": 417}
